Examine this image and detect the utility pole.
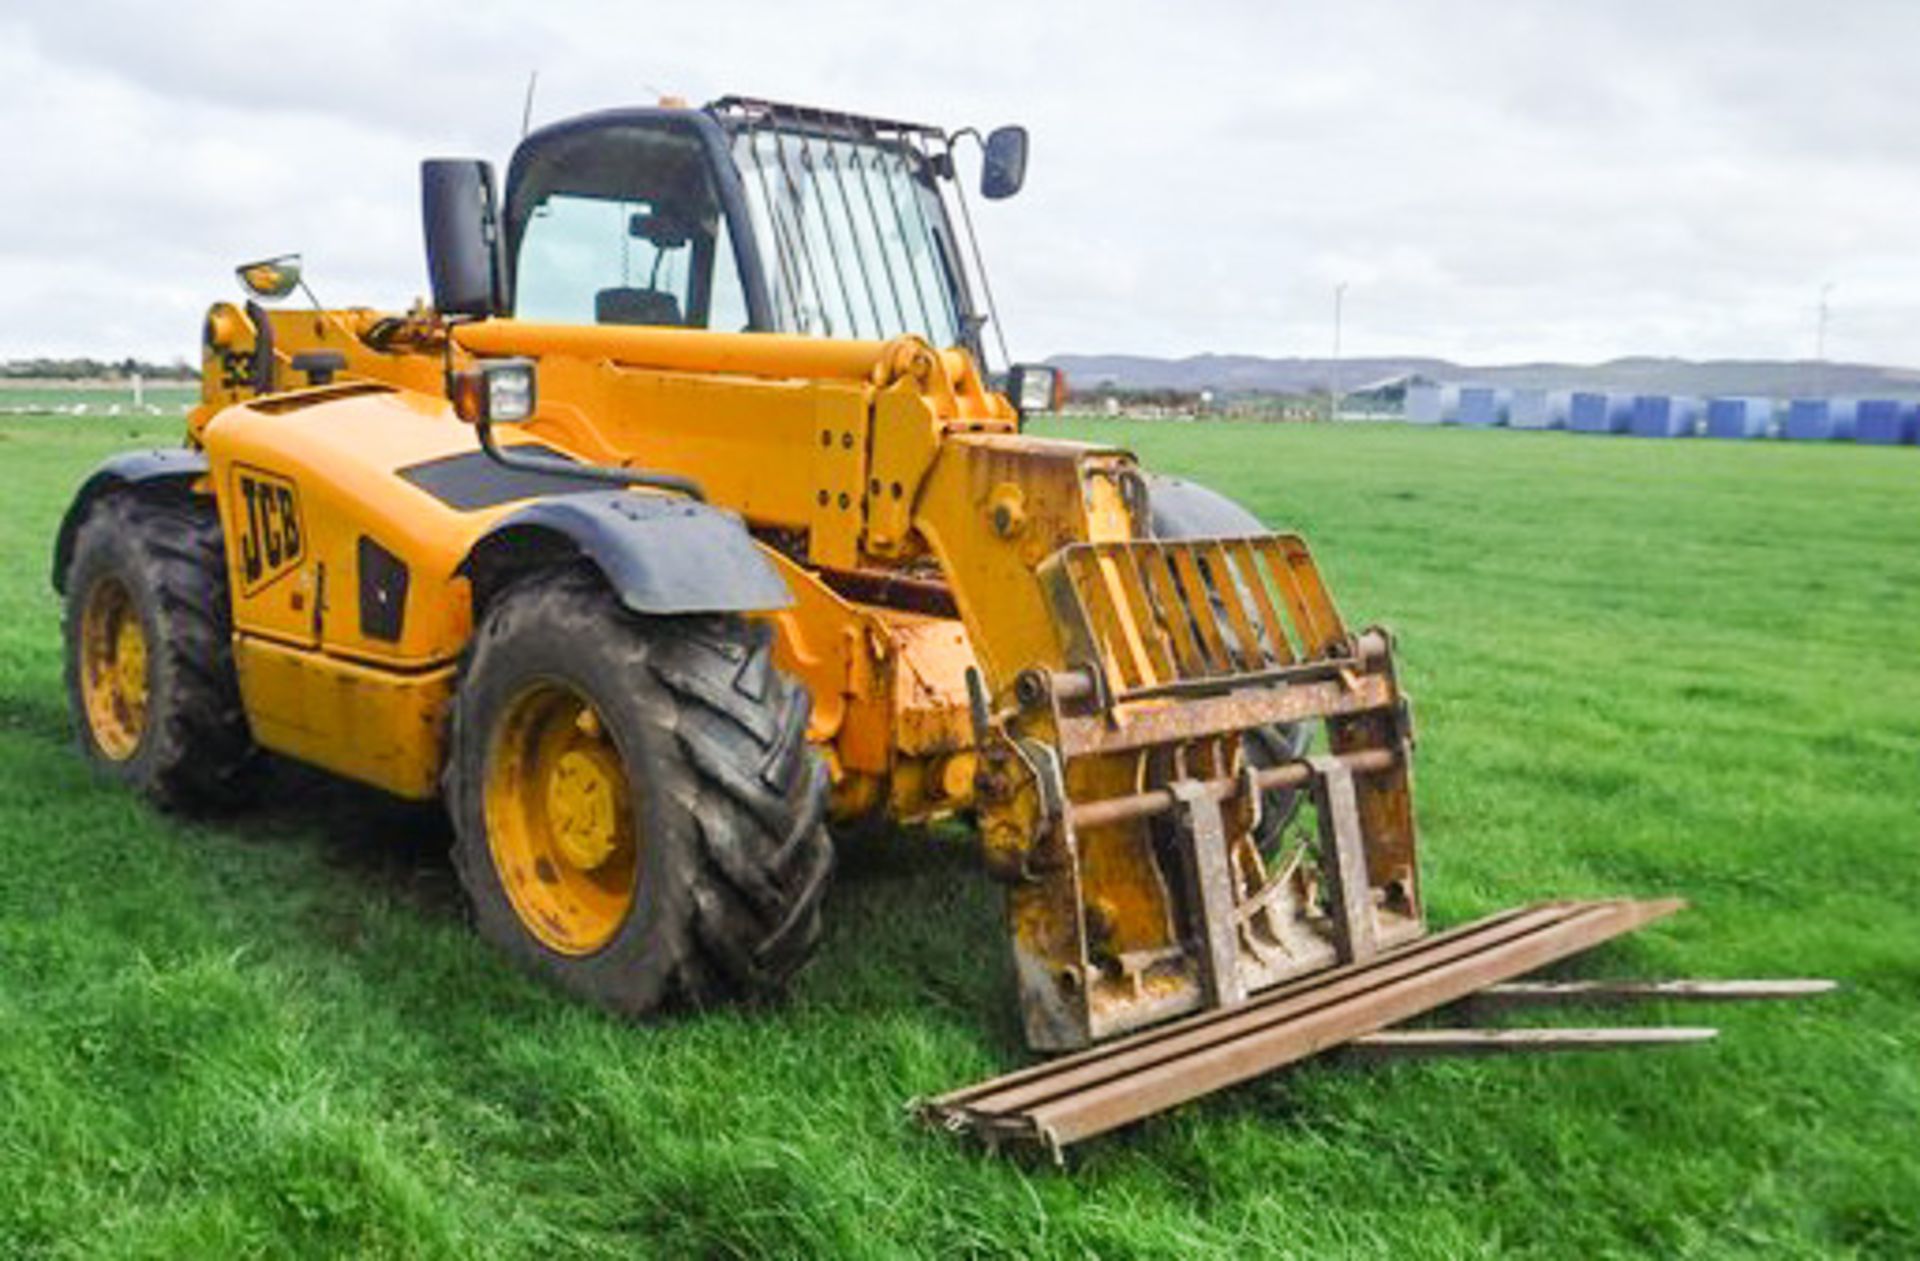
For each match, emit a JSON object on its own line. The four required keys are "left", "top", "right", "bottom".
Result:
{"left": 1329, "top": 281, "right": 1347, "bottom": 423}
{"left": 1815, "top": 282, "right": 1834, "bottom": 397}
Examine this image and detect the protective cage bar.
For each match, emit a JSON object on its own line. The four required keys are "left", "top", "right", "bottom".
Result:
{"left": 1047, "top": 535, "right": 1349, "bottom": 705}
{"left": 917, "top": 898, "right": 1684, "bottom": 1158}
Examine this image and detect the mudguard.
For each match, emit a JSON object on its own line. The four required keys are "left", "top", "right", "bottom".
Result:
{"left": 52, "top": 448, "right": 209, "bottom": 593}
{"left": 458, "top": 490, "right": 794, "bottom": 616}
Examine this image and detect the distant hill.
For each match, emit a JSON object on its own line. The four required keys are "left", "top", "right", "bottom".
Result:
{"left": 1047, "top": 353, "right": 1920, "bottom": 399}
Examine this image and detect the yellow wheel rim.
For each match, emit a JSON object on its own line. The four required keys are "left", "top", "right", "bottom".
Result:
{"left": 484, "top": 681, "right": 638, "bottom": 955}
{"left": 78, "top": 577, "right": 149, "bottom": 762}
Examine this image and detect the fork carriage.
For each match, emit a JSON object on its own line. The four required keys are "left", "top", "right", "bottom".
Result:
{"left": 978, "top": 534, "right": 1423, "bottom": 1049}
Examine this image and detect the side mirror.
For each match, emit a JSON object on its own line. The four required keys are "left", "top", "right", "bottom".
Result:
{"left": 981, "top": 126, "right": 1029, "bottom": 200}
{"left": 421, "top": 159, "right": 504, "bottom": 318}
{"left": 236, "top": 254, "right": 303, "bottom": 302}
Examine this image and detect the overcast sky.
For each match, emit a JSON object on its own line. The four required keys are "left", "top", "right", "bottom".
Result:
{"left": 4, "top": 1, "right": 1918, "bottom": 366}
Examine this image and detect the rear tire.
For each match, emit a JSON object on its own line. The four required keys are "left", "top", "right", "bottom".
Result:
{"left": 61, "top": 490, "right": 258, "bottom": 810}
{"left": 445, "top": 569, "right": 833, "bottom": 1015}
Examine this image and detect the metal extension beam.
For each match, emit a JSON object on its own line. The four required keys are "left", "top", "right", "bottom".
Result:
{"left": 918, "top": 898, "right": 1683, "bottom": 1159}
{"left": 1344, "top": 1026, "right": 1718, "bottom": 1061}
{"left": 1469, "top": 979, "right": 1837, "bottom": 1009}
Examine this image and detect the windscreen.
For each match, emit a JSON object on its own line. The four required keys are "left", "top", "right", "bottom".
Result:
{"left": 730, "top": 127, "right": 965, "bottom": 348}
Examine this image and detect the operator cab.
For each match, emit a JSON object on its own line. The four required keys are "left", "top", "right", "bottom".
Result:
{"left": 496, "top": 96, "right": 1028, "bottom": 370}
{"left": 415, "top": 95, "right": 1058, "bottom": 413}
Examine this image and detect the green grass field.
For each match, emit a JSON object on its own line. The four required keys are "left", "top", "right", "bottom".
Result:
{"left": 1, "top": 406, "right": 1915, "bottom": 1258}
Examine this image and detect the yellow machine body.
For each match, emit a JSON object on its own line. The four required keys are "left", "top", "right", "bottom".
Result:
{"left": 183, "top": 299, "right": 1423, "bottom": 1049}
{"left": 193, "top": 321, "right": 1002, "bottom": 821}
{"left": 55, "top": 98, "right": 1817, "bottom": 1146}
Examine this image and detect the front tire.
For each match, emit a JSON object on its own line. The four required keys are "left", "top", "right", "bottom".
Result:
{"left": 445, "top": 569, "right": 833, "bottom": 1015}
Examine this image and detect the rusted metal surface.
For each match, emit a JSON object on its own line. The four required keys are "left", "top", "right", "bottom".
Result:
{"left": 1343, "top": 1026, "right": 1719, "bottom": 1061}
{"left": 1068, "top": 747, "right": 1397, "bottom": 832}
{"left": 1168, "top": 780, "right": 1247, "bottom": 1008}
{"left": 1051, "top": 673, "right": 1395, "bottom": 759}
{"left": 917, "top": 899, "right": 1683, "bottom": 1157}
{"left": 1309, "top": 755, "right": 1381, "bottom": 964}
{"left": 981, "top": 526, "right": 1424, "bottom": 1052}
{"left": 816, "top": 564, "right": 959, "bottom": 618}
{"left": 1040, "top": 535, "right": 1353, "bottom": 703}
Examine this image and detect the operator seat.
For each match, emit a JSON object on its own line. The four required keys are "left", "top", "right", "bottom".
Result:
{"left": 595, "top": 287, "right": 684, "bottom": 327}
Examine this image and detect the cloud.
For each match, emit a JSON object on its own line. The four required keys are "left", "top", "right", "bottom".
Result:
{"left": 3, "top": 1, "right": 1918, "bottom": 365}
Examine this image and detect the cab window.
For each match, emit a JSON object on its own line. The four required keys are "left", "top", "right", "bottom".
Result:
{"left": 508, "top": 121, "right": 751, "bottom": 331}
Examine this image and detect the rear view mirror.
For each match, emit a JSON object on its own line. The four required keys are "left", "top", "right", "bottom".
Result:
{"left": 629, "top": 211, "right": 693, "bottom": 250}
{"left": 981, "top": 126, "right": 1029, "bottom": 200}
{"left": 236, "top": 254, "right": 302, "bottom": 302}
{"left": 421, "top": 159, "right": 504, "bottom": 318}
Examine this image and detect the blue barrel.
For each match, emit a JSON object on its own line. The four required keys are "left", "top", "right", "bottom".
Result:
{"left": 1784, "top": 398, "right": 1859, "bottom": 441}
{"left": 1706, "top": 396, "right": 1773, "bottom": 439}
{"left": 1404, "top": 383, "right": 1449, "bottom": 425}
{"left": 1508, "top": 388, "right": 1568, "bottom": 430}
{"left": 1568, "top": 391, "right": 1632, "bottom": 434}
{"left": 1457, "top": 386, "right": 1508, "bottom": 427}
{"left": 1854, "top": 399, "right": 1918, "bottom": 445}
{"left": 1630, "top": 394, "right": 1701, "bottom": 438}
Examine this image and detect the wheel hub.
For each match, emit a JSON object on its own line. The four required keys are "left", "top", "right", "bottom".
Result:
{"left": 484, "top": 682, "right": 640, "bottom": 955}
{"left": 115, "top": 617, "right": 148, "bottom": 701}
{"left": 78, "top": 577, "right": 149, "bottom": 761}
{"left": 545, "top": 748, "right": 621, "bottom": 871}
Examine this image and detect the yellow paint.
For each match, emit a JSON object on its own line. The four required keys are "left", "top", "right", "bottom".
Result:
{"left": 483, "top": 681, "right": 638, "bottom": 955}
{"left": 233, "top": 636, "right": 453, "bottom": 799}
{"left": 184, "top": 284, "right": 1414, "bottom": 1047}
{"left": 78, "top": 576, "right": 148, "bottom": 761}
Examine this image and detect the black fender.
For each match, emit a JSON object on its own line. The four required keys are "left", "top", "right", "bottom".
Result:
{"left": 52, "top": 448, "right": 210, "bottom": 593}
{"left": 1143, "top": 473, "right": 1270, "bottom": 538}
{"left": 457, "top": 490, "right": 793, "bottom": 617}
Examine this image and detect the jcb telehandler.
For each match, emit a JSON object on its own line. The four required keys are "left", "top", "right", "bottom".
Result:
{"left": 55, "top": 95, "right": 1827, "bottom": 1156}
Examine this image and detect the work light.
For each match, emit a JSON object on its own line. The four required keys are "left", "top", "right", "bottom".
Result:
{"left": 449, "top": 358, "right": 537, "bottom": 425}
{"left": 485, "top": 360, "right": 536, "bottom": 422}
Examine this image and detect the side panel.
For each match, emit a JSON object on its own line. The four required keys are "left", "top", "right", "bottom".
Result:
{"left": 200, "top": 386, "right": 508, "bottom": 667}
{"left": 202, "top": 383, "right": 819, "bottom": 800}
{"left": 234, "top": 638, "right": 454, "bottom": 799}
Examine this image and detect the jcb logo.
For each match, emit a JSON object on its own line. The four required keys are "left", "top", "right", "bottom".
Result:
{"left": 232, "top": 466, "right": 305, "bottom": 593}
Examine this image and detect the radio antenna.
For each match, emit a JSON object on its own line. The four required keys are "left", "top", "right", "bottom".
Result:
{"left": 520, "top": 70, "right": 539, "bottom": 138}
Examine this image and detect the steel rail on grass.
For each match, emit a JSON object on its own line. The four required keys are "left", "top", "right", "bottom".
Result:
{"left": 916, "top": 899, "right": 1687, "bottom": 1159}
